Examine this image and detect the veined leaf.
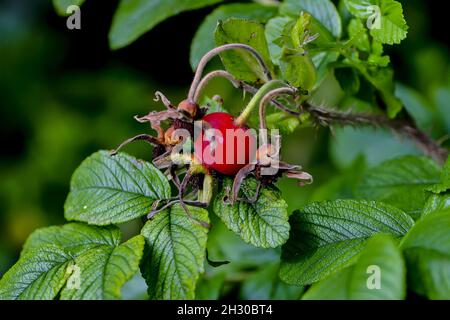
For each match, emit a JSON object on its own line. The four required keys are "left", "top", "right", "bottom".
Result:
{"left": 423, "top": 193, "right": 450, "bottom": 217}
{"left": 369, "top": 0, "right": 408, "bottom": 45}
{"left": 61, "top": 235, "right": 144, "bottom": 300}
{"left": 280, "top": 0, "right": 342, "bottom": 38}
{"left": 215, "top": 18, "right": 275, "bottom": 84}
{"left": 22, "top": 223, "right": 120, "bottom": 257}
{"left": 140, "top": 204, "right": 210, "bottom": 300}
{"left": 213, "top": 177, "right": 290, "bottom": 248}
{"left": 427, "top": 157, "right": 450, "bottom": 194}
{"left": 357, "top": 156, "right": 441, "bottom": 219}
{"left": 64, "top": 151, "right": 171, "bottom": 225}
{"left": 190, "top": 3, "right": 278, "bottom": 69}
{"left": 109, "top": 0, "right": 224, "bottom": 50}
{"left": 344, "top": 0, "right": 408, "bottom": 44}
{"left": 401, "top": 210, "right": 450, "bottom": 299}
{"left": 303, "top": 234, "right": 406, "bottom": 299}
{"left": 280, "top": 199, "right": 413, "bottom": 285}
{"left": 0, "top": 223, "right": 144, "bottom": 300}
{"left": 0, "top": 245, "right": 72, "bottom": 300}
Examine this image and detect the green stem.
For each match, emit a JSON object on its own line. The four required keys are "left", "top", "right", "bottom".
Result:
{"left": 235, "top": 80, "right": 290, "bottom": 126}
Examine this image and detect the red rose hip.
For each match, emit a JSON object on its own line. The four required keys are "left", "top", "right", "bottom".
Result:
{"left": 194, "top": 112, "right": 256, "bottom": 175}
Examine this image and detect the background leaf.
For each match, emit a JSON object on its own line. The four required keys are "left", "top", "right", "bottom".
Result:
{"left": 64, "top": 151, "right": 171, "bottom": 225}
{"left": 215, "top": 18, "right": 275, "bottom": 83}
{"left": 240, "top": 262, "right": 304, "bottom": 300}
{"left": 303, "top": 234, "right": 406, "bottom": 299}
{"left": 140, "top": 204, "right": 210, "bottom": 300}
{"left": 190, "top": 3, "right": 278, "bottom": 70}
{"left": 330, "top": 127, "right": 421, "bottom": 169}
{"left": 213, "top": 177, "right": 290, "bottom": 249}
{"left": 53, "top": 0, "right": 86, "bottom": 16}
{"left": 356, "top": 156, "right": 441, "bottom": 219}
{"left": 109, "top": 0, "right": 224, "bottom": 50}
{"left": 280, "top": 0, "right": 342, "bottom": 38}
{"left": 401, "top": 210, "right": 450, "bottom": 299}
{"left": 280, "top": 199, "right": 414, "bottom": 285}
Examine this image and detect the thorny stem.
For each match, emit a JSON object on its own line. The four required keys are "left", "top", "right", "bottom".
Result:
{"left": 188, "top": 44, "right": 273, "bottom": 102}
{"left": 232, "top": 82, "right": 447, "bottom": 164}
{"left": 305, "top": 103, "right": 448, "bottom": 164}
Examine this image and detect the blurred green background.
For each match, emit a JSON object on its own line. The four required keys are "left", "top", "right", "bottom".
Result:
{"left": 0, "top": 0, "right": 449, "bottom": 298}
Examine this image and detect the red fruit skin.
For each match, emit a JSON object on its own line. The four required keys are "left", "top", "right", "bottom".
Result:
{"left": 194, "top": 112, "right": 256, "bottom": 175}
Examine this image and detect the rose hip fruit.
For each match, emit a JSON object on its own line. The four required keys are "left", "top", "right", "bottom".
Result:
{"left": 194, "top": 112, "right": 256, "bottom": 175}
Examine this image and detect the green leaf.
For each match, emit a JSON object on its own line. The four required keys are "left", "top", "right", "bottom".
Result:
{"left": 140, "top": 204, "right": 210, "bottom": 300}
{"left": 0, "top": 245, "right": 73, "bottom": 300}
{"left": 312, "top": 51, "right": 340, "bottom": 87}
{"left": 335, "top": 67, "right": 360, "bottom": 95}
{"left": 214, "top": 18, "right": 275, "bottom": 83}
{"left": 423, "top": 193, "right": 450, "bottom": 217}
{"left": 201, "top": 96, "right": 228, "bottom": 114}
{"left": 0, "top": 223, "right": 144, "bottom": 300}
{"left": 22, "top": 222, "right": 120, "bottom": 257}
{"left": 280, "top": 0, "right": 342, "bottom": 38}
{"left": 369, "top": 0, "right": 408, "bottom": 45}
{"left": 344, "top": 0, "right": 407, "bottom": 44}
{"left": 213, "top": 177, "right": 290, "bottom": 248}
{"left": 109, "top": 0, "right": 224, "bottom": 50}
{"left": 348, "top": 18, "right": 371, "bottom": 52}
{"left": 344, "top": 0, "right": 378, "bottom": 18}
{"left": 240, "top": 262, "right": 304, "bottom": 300}
{"left": 279, "top": 199, "right": 413, "bottom": 285}
{"left": 64, "top": 151, "right": 171, "bottom": 225}
{"left": 190, "top": 3, "right": 278, "bottom": 69}
{"left": 264, "top": 13, "right": 318, "bottom": 89}
{"left": 369, "top": 68, "right": 403, "bottom": 118}
{"left": 53, "top": 0, "right": 85, "bottom": 16}
{"left": 356, "top": 156, "right": 441, "bottom": 219}
{"left": 265, "top": 16, "right": 294, "bottom": 64}
{"left": 266, "top": 111, "right": 300, "bottom": 134}
{"left": 61, "top": 235, "right": 145, "bottom": 300}
{"left": 427, "top": 157, "right": 450, "bottom": 194}
{"left": 330, "top": 126, "right": 421, "bottom": 169}
{"left": 395, "top": 83, "right": 434, "bottom": 131}
{"left": 280, "top": 53, "right": 317, "bottom": 90}
{"left": 303, "top": 234, "right": 405, "bottom": 300}
{"left": 401, "top": 210, "right": 450, "bottom": 299}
